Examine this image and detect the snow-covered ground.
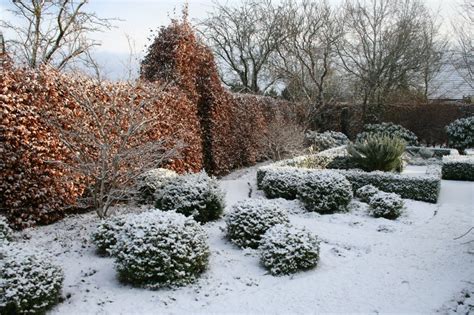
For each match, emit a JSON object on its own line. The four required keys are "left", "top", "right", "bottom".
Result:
{"left": 15, "top": 165, "right": 474, "bottom": 314}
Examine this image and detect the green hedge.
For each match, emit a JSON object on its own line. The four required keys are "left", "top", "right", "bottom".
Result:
{"left": 442, "top": 156, "right": 474, "bottom": 181}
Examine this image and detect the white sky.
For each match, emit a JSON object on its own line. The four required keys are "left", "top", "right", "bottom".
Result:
{"left": 0, "top": 0, "right": 463, "bottom": 79}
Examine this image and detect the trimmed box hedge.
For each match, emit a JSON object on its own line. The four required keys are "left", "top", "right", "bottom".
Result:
{"left": 257, "top": 146, "right": 442, "bottom": 203}
{"left": 442, "top": 156, "right": 474, "bottom": 181}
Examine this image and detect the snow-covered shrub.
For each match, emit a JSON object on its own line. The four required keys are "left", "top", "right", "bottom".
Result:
{"left": 259, "top": 224, "right": 320, "bottom": 276}
{"left": 348, "top": 135, "right": 406, "bottom": 172}
{"left": 0, "top": 217, "right": 13, "bottom": 243}
{"left": 368, "top": 191, "right": 404, "bottom": 219}
{"left": 0, "top": 244, "right": 64, "bottom": 314}
{"left": 259, "top": 167, "right": 311, "bottom": 200}
{"left": 91, "top": 214, "right": 130, "bottom": 255}
{"left": 297, "top": 171, "right": 353, "bottom": 213}
{"left": 341, "top": 169, "right": 440, "bottom": 203}
{"left": 136, "top": 168, "right": 177, "bottom": 204}
{"left": 355, "top": 185, "right": 379, "bottom": 203}
{"left": 442, "top": 156, "right": 474, "bottom": 181}
{"left": 155, "top": 172, "right": 225, "bottom": 223}
{"left": 112, "top": 210, "right": 209, "bottom": 289}
{"left": 225, "top": 199, "right": 290, "bottom": 249}
{"left": 304, "top": 131, "right": 349, "bottom": 151}
{"left": 356, "top": 122, "right": 418, "bottom": 146}
{"left": 446, "top": 116, "right": 474, "bottom": 153}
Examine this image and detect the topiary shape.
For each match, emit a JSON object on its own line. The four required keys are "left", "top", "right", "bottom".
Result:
{"left": 91, "top": 214, "right": 130, "bottom": 255}
{"left": 0, "top": 244, "right": 64, "bottom": 314}
{"left": 155, "top": 171, "right": 225, "bottom": 223}
{"left": 446, "top": 116, "right": 474, "bottom": 154}
{"left": 355, "top": 185, "right": 380, "bottom": 203}
{"left": 112, "top": 210, "right": 210, "bottom": 289}
{"left": 297, "top": 171, "right": 353, "bottom": 213}
{"left": 259, "top": 224, "right": 320, "bottom": 276}
{"left": 225, "top": 199, "right": 290, "bottom": 249}
{"left": 368, "top": 191, "right": 404, "bottom": 220}
{"left": 135, "top": 168, "right": 178, "bottom": 205}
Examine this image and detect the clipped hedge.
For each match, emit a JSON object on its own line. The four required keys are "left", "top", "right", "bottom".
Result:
{"left": 368, "top": 191, "right": 404, "bottom": 220}
{"left": 259, "top": 167, "right": 311, "bottom": 199}
{"left": 340, "top": 169, "right": 440, "bottom": 203}
{"left": 91, "top": 214, "right": 130, "bottom": 255}
{"left": 297, "top": 171, "right": 353, "bottom": 213}
{"left": 442, "top": 156, "right": 474, "bottom": 181}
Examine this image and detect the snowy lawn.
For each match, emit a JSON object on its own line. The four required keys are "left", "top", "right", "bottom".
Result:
{"left": 15, "top": 165, "right": 474, "bottom": 314}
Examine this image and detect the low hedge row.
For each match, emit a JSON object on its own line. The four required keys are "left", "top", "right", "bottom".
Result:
{"left": 258, "top": 147, "right": 442, "bottom": 203}
{"left": 442, "top": 156, "right": 474, "bottom": 181}
{"left": 406, "top": 146, "right": 459, "bottom": 158}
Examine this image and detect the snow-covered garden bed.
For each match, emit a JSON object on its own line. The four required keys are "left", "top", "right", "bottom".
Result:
{"left": 6, "top": 163, "right": 473, "bottom": 314}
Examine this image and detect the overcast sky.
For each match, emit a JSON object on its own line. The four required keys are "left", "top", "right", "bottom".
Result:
{"left": 0, "top": 0, "right": 462, "bottom": 79}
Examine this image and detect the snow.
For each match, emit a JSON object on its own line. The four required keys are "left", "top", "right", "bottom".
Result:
{"left": 10, "top": 164, "right": 474, "bottom": 314}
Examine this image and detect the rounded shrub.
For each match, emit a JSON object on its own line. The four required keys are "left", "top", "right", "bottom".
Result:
{"left": 260, "top": 167, "right": 311, "bottom": 200}
{"left": 91, "top": 214, "right": 129, "bottom": 255}
{"left": 356, "top": 122, "right": 418, "bottom": 146}
{"left": 259, "top": 224, "right": 320, "bottom": 276}
{"left": 0, "top": 217, "right": 13, "bottom": 243}
{"left": 112, "top": 210, "right": 209, "bottom": 289}
{"left": 368, "top": 191, "right": 404, "bottom": 220}
{"left": 304, "top": 131, "right": 349, "bottom": 151}
{"left": 297, "top": 171, "right": 353, "bottom": 213}
{"left": 155, "top": 171, "right": 225, "bottom": 223}
{"left": 0, "top": 244, "right": 64, "bottom": 314}
{"left": 446, "top": 116, "right": 474, "bottom": 153}
{"left": 355, "top": 185, "right": 379, "bottom": 203}
{"left": 136, "top": 168, "right": 178, "bottom": 204}
{"left": 225, "top": 199, "right": 290, "bottom": 249}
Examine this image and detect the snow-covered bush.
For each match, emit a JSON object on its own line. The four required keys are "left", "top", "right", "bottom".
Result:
{"left": 297, "top": 171, "right": 353, "bottom": 213}
{"left": 355, "top": 185, "right": 379, "bottom": 203}
{"left": 225, "top": 199, "right": 290, "bottom": 249}
{"left": 259, "top": 224, "right": 320, "bottom": 276}
{"left": 136, "top": 168, "right": 177, "bottom": 204}
{"left": 341, "top": 169, "right": 440, "bottom": 203}
{"left": 260, "top": 167, "right": 311, "bottom": 199}
{"left": 446, "top": 116, "right": 474, "bottom": 153}
{"left": 91, "top": 214, "right": 129, "bottom": 255}
{"left": 356, "top": 122, "right": 418, "bottom": 146}
{"left": 0, "top": 217, "right": 13, "bottom": 243}
{"left": 348, "top": 135, "right": 406, "bottom": 172}
{"left": 304, "top": 131, "right": 349, "bottom": 151}
{"left": 368, "top": 191, "right": 404, "bottom": 220}
{"left": 155, "top": 172, "right": 225, "bottom": 223}
{"left": 0, "top": 244, "right": 64, "bottom": 314}
{"left": 442, "top": 156, "right": 474, "bottom": 181}
{"left": 112, "top": 210, "right": 209, "bottom": 289}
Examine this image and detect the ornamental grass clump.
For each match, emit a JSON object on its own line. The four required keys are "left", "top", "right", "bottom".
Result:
{"left": 259, "top": 224, "right": 320, "bottom": 276}
{"left": 225, "top": 199, "right": 289, "bottom": 249}
{"left": 112, "top": 210, "right": 210, "bottom": 289}
{"left": 348, "top": 135, "right": 406, "bottom": 172}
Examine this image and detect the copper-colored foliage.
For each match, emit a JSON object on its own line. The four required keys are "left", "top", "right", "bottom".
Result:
{"left": 1, "top": 18, "right": 295, "bottom": 229}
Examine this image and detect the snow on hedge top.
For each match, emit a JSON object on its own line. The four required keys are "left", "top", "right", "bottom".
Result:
{"left": 442, "top": 155, "right": 474, "bottom": 165}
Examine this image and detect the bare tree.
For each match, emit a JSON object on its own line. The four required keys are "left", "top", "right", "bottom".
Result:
{"left": 0, "top": 0, "right": 115, "bottom": 70}
{"left": 274, "top": 0, "right": 343, "bottom": 105}
{"left": 336, "top": 0, "right": 442, "bottom": 120}
{"left": 49, "top": 80, "right": 183, "bottom": 218}
{"left": 200, "top": 0, "right": 288, "bottom": 94}
{"left": 452, "top": 0, "right": 473, "bottom": 89}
